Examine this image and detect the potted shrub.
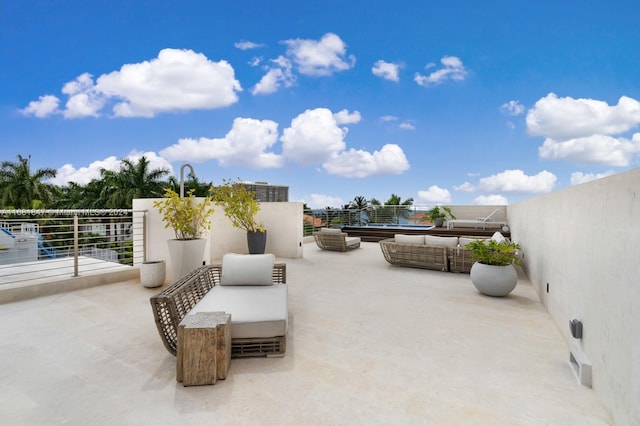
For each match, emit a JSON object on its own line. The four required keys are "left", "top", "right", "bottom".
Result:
{"left": 153, "top": 188, "right": 215, "bottom": 279}
{"left": 424, "top": 206, "right": 456, "bottom": 227}
{"left": 466, "top": 238, "right": 521, "bottom": 297}
{"left": 209, "top": 179, "right": 267, "bottom": 254}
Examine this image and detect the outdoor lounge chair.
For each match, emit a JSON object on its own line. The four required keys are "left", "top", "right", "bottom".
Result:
{"left": 313, "top": 227, "right": 361, "bottom": 251}
{"left": 446, "top": 208, "right": 508, "bottom": 230}
{"left": 150, "top": 254, "right": 287, "bottom": 358}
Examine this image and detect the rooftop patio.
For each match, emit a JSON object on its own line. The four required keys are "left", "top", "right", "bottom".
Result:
{"left": 0, "top": 241, "right": 611, "bottom": 425}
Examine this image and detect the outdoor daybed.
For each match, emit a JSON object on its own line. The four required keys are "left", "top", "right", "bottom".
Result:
{"left": 379, "top": 234, "right": 491, "bottom": 273}
{"left": 313, "top": 227, "right": 361, "bottom": 251}
{"left": 150, "top": 253, "right": 288, "bottom": 358}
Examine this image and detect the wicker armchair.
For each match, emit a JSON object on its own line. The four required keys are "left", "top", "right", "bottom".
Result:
{"left": 313, "top": 229, "right": 361, "bottom": 251}
{"left": 150, "top": 263, "right": 287, "bottom": 357}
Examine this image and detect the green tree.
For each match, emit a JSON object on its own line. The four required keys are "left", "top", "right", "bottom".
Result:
{"left": 369, "top": 194, "right": 413, "bottom": 224}
{"left": 0, "top": 154, "right": 59, "bottom": 209}
{"left": 99, "top": 156, "right": 170, "bottom": 208}
{"left": 166, "top": 174, "right": 212, "bottom": 197}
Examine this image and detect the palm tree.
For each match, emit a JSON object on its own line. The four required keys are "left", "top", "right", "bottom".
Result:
{"left": 369, "top": 194, "right": 413, "bottom": 224}
{"left": 346, "top": 195, "right": 368, "bottom": 225}
{"left": 99, "top": 156, "right": 170, "bottom": 208}
{"left": 0, "top": 154, "right": 58, "bottom": 209}
{"left": 166, "top": 174, "right": 212, "bottom": 197}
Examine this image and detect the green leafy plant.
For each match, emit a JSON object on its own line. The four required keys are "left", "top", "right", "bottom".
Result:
{"left": 209, "top": 179, "right": 264, "bottom": 233}
{"left": 153, "top": 188, "right": 215, "bottom": 240}
{"left": 424, "top": 206, "right": 456, "bottom": 222}
{"left": 466, "top": 239, "right": 521, "bottom": 266}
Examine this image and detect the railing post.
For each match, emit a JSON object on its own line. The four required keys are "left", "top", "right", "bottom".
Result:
{"left": 73, "top": 214, "right": 79, "bottom": 277}
{"left": 143, "top": 211, "right": 147, "bottom": 263}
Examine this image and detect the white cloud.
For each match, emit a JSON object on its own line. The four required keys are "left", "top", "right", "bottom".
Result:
{"left": 474, "top": 194, "right": 509, "bottom": 205}
{"left": 380, "top": 115, "right": 398, "bottom": 122}
{"left": 252, "top": 56, "right": 295, "bottom": 95}
{"left": 234, "top": 41, "right": 264, "bottom": 50}
{"left": 281, "top": 108, "right": 409, "bottom": 177}
{"left": 333, "top": 109, "right": 361, "bottom": 124}
{"left": 570, "top": 170, "right": 616, "bottom": 185}
{"left": 23, "top": 49, "right": 243, "bottom": 119}
{"left": 399, "top": 122, "right": 415, "bottom": 130}
{"left": 161, "top": 117, "right": 282, "bottom": 168}
{"left": 539, "top": 133, "right": 640, "bottom": 166}
{"left": 526, "top": 94, "right": 640, "bottom": 167}
{"left": 372, "top": 60, "right": 400, "bottom": 82}
{"left": 322, "top": 144, "right": 410, "bottom": 178}
{"left": 98, "top": 49, "right": 242, "bottom": 117}
{"left": 283, "top": 33, "right": 355, "bottom": 76}
{"left": 477, "top": 169, "right": 557, "bottom": 194}
{"left": 281, "top": 108, "right": 348, "bottom": 166}
{"left": 50, "top": 156, "right": 120, "bottom": 186}
{"left": 527, "top": 93, "right": 640, "bottom": 140}
{"left": 500, "top": 100, "right": 525, "bottom": 116}
{"left": 453, "top": 181, "right": 475, "bottom": 192}
{"left": 48, "top": 152, "right": 173, "bottom": 186}
{"left": 414, "top": 55, "right": 467, "bottom": 87}
{"left": 20, "top": 95, "right": 60, "bottom": 118}
{"left": 416, "top": 185, "right": 451, "bottom": 204}
{"left": 305, "top": 194, "right": 344, "bottom": 209}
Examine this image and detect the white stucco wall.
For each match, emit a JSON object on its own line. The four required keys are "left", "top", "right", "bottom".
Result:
{"left": 132, "top": 199, "right": 304, "bottom": 283}
{"left": 508, "top": 168, "right": 639, "bottom": 426}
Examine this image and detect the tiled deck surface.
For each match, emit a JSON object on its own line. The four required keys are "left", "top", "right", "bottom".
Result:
{"left": 0, "top": 242, "right": 612, "bottom": 425}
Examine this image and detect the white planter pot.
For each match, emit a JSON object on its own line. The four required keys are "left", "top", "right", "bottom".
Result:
{"left": 167, "top": 238, "right": 206, "bottom": 280}
{"left": 470, "top": 262, "right": 518, "bottom": 297}
{"left": 140, "top": 260, "right": 166, "bottom": 288}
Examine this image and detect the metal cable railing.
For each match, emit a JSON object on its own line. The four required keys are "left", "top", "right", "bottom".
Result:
{"left": 0, "top": 209, "right": 146, "bottom": 285}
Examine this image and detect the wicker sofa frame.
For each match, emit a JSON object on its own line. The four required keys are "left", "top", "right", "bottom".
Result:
{"left": 150, "top": 263, "right": 287, "bottom": 358}
{"left": 313, "top": 231, "right": 361, "bottom": 251}
{"left": 379, "top": 238, "right": 449, "bottom": 272}
{"left": 448, "top": 246, "right": 474, "bottom": 273}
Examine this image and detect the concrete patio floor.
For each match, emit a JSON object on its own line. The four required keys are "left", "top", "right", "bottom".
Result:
{"left": 0, "top": 242, "right": 612, "bottom": 425}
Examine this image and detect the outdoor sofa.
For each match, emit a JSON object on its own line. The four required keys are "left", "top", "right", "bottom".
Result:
{"left": 379, "top": 234, "right": 492, "bottom": 273}
{"left": 150, "top": 253, "right": 288, "bottom": 358}
{"left": 313, "top": 227, "right": 361, "bottom": 251}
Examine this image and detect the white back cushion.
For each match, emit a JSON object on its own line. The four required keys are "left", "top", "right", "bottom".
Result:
{"left": 491, "top": 232, "right": 507, "bottom": 244}
{"left": 221, "top": 253, "right": 275, "bottom": 286}
{"left": 424, "top": 235, "right": 459, "bottom": 248}
{"left": 320, "top": 227, "right": 342, "bottom": 234}
{"left": 394, "top": 234, "right": 425, "bottom": 244}
{"left": 459, "top": 237, "right": 487, "bottom": 247}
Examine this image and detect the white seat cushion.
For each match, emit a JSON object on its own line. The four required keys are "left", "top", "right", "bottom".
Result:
{"left": 346, "top": 237, "right": 361, "bottom": 246}
{"left": 191, "top": 283, "right": 288, "bottom": 339}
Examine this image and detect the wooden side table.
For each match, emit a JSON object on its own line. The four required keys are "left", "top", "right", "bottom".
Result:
{"left": 176, "top": 311, "right": 231, "bottom": 386}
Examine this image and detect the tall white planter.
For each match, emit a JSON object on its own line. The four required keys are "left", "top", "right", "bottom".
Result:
{"left": 167, "top": 238, "right": 206, "bottom": 280}
{"left": 470, "top": 262, "right": 518, "bottom": 297}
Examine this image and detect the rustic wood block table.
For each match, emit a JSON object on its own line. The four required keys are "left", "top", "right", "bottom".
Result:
{"left": 176, "top": 311, "right": 231, "bottom": 386}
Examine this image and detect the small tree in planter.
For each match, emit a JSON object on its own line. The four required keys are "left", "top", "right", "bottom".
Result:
{"left": 424, "top": 206, "right": 456, "bottom": 227}
{"left": 209, "top": 179, "right": 266, "bottom": 254}
{"left": 466, "top": 238, "right": 521, "bottom": 297}
{"left": 153, "top": 188, "right": 215, "bottom": 279}
{"left": 154, "top": 188, "right": 215, "bottom": 240}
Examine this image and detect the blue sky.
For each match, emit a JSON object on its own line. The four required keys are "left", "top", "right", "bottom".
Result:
{"left": 2, "top": 0, "right": 640, "bottom": 208}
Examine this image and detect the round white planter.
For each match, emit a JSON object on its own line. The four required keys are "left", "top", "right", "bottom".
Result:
{"left": 470, "top": 262, "right": 518, "bottom": 297}
{"left": 167, "top": 238, "right": 206, "bottom": 280}
{"left": 140, "top": 260, "right": 166, "bottom": 288}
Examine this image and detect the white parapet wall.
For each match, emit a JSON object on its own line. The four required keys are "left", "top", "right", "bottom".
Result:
{"left": 132, "top": 199, "right": 304, "bottom": 283}
{"left": 508, "top": 167, "right": 640, "bottom": 426}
